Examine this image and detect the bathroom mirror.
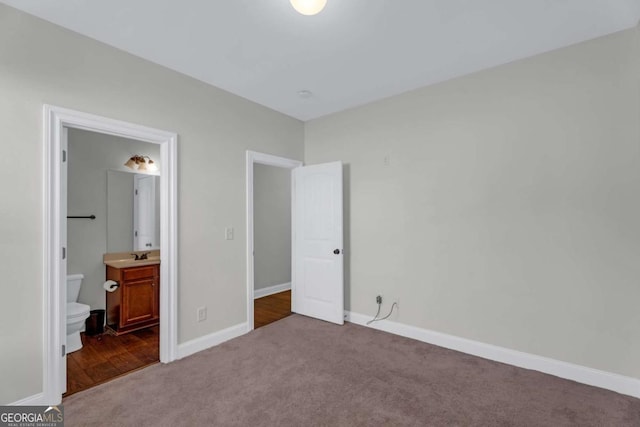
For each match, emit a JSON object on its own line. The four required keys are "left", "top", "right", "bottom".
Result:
{"left": 107, "top": 170, "right": 160, "bottom": 253}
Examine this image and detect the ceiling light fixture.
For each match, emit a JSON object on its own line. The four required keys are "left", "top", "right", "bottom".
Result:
{"left": 290, "top": 0, "right": 327, "bottom": 16}
{"left": 124, "top": 155, "right": 158, "bottom": 172}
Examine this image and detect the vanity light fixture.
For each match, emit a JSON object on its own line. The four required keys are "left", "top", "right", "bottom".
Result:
{"left": 124, "top": 155, "right": 158, "bottom": 172}
{"left": 290, "top": 0, "right": 327, "bottom": 16}
{"left": 137, "top": 160, "right": 148, "bottom": 172}
{"left": 124, "top": 157, "right": 137, "bottom": 169}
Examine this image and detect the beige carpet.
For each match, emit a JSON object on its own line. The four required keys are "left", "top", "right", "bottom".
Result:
{"left": 64, "top": 315, "right": 640, "bottom": 426}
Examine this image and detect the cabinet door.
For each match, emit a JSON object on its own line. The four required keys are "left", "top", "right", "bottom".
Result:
{"left": 153, "top": 269, "right": 160, "bottom": 319}
{"left": 121, "top": 278, "right": 157, "bottom": 326}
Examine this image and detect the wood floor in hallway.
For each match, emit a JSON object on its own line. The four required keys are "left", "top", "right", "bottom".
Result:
{"left": 254, "top": 290, "right": 292, "bottom": 329}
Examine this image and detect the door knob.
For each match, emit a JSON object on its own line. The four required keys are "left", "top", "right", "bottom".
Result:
{"left": 333, "top": 249, "right": 340, "bottom": 255}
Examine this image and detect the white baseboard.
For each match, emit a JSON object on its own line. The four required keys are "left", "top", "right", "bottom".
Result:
{"left": 177, "top": 322, "right": 247, "bottom": 360}
{"left": 345, "top": 311, "right": 640, "bottom": 399}
{"left": 254, "top": 282, "right": 291, "bottom": 299}
{"left": 10, "top": 392, "right": 44, "bottom": 406}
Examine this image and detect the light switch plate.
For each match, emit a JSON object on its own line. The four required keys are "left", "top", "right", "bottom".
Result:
{"left": 225, "top": 227, "right": 234, "bottom": 240}
{"left": 197, "top": 307, "right": 207, "bottom": 322}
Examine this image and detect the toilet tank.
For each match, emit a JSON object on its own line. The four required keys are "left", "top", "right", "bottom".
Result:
{"left": 67, "top": 274, "right": 84, "bottom": 303}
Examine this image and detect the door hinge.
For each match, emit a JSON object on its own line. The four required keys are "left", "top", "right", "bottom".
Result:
{"left": 62, "top": 150, "right": 67, "bottom": 163}
{"left": 62, "top": 247, "right": 66, "bottom": 260}
{"left": 135, "top": 189, "right": 138, "bottom": 195}
{"left": 61, "top": 345, "right": 66, "bottom": 357}
{"left": 135, "top": 230, "right": 138, "bottom": 237}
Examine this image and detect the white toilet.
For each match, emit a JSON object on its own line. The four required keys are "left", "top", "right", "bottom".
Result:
{"left": 66, "top": 274, "right": 91, "bottom": 353}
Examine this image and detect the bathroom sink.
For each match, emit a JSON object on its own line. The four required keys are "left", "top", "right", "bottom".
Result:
{"left": 103, "top": 250, "right": 161, "bottom": 269}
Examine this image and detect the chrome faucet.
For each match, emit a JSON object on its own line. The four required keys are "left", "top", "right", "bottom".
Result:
{"left": 131, "top": 252, "right": 150, "bottom": 261}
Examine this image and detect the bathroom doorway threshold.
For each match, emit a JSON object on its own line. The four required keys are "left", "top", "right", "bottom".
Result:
{"left": 63, "top": 327, "right": 160, "bottom": 397}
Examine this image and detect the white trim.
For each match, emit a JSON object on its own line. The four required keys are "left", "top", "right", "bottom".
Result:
{"left": 10, "top": 393, "right": 45, "bottom": 406}
{"left": 177, "top": 323, "right": 248, "bottom": 359}
{"left": 246, "top": 151, "right": 302, "bottom": 333}
{"left": 43, "top": 105, "right": 179, "bottom": 405}
{"left": 345, "top": 311, "right": 640, "bottom": 399}
{"left": 254, "top": 282, "right": 292, "bottom": 299}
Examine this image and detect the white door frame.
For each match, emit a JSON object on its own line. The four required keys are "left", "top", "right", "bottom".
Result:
{"left": 43, "top": 105, "right": 179, "bottom": 404}
{"left": 245, "top": 151, "right": 302, "bottom": 332}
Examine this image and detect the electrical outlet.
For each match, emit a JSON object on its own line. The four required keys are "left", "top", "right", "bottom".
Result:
{"left": 376, "top": 295, "right": 382, "bottom": 304}
{"left": 197, "top": 306, "right": 207, "bottom": 322}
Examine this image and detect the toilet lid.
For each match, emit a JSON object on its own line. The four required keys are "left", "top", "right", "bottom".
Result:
{"left": 67, "top": 302, "right": 90, "bottom": 318}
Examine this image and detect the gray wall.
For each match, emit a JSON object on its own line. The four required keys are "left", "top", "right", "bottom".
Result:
{"left": 67, "top": 128, "right": 160, "bottom": 311}
{"left": 0, "top": 4, "right": 303, "bottom": 404}
{"left": 253, "top": 164, "right": 291, "bottom": 291}
{"left": 305, "top": 26, "right": 640, "bottom": 379}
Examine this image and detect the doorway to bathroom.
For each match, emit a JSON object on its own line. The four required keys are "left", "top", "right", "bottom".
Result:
{"left": 44, "top": 105, "right": 178, "bottom": 404}
{"left": 64, "top": 129, "right": 161, "bottom": 396}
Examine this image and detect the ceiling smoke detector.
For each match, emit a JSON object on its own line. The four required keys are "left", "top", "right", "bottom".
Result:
{"left": 297, "top": 90, "right": 313, "bottom": 99}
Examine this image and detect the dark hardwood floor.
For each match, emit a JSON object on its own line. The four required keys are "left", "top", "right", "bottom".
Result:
{"left": 65, "top": 326, "right": 159, "bottom": 397}
{"left": 254, "top": 290, "right": 292, "bottom": 329}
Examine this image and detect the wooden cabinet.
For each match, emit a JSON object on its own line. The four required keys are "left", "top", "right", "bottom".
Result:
{"left": 106, "top": 264, "right": 159, "bottom": 335}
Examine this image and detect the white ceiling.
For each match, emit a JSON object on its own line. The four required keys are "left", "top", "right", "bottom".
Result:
{"left": 3, "top": 0, "right": 639, "bottom": 121}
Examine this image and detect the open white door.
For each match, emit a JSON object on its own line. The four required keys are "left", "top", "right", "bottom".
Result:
{"left": 292, "top": 161, "right": 344, "bottom": 325}
{"left": 134, "top": 174, "right": 157, "bottom": 251}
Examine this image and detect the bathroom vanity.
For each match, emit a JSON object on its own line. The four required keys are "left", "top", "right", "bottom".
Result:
{"left": 104, "top": 251, "right": 160, "bottom": 335}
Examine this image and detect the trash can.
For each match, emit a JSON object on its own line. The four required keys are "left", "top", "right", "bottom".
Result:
{"left": 85, "top": 309, "right": 105, "bottom": 336}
